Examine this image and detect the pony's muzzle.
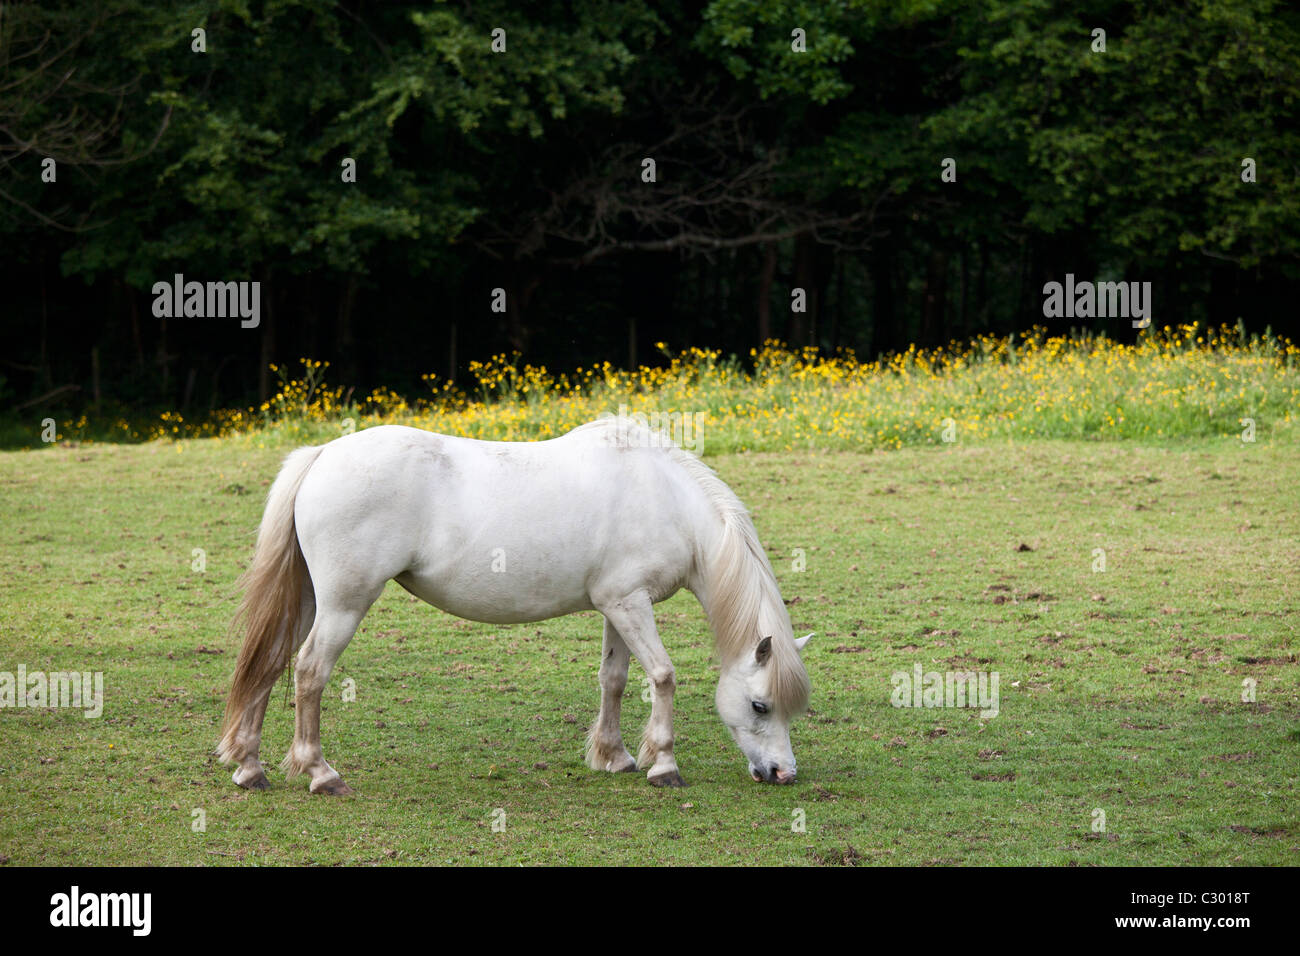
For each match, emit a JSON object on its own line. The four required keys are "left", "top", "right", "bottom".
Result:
{"left": 750, "top": 764, "right": 797, "bottom": 784}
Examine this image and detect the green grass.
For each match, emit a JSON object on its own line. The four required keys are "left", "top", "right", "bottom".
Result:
{"left": 0, "top": 432, "right": 1296, "bottom": 865}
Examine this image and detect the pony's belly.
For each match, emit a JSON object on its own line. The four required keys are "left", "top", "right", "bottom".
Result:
{"left": 394, "top": 569, "right": 595, "bottom": 625}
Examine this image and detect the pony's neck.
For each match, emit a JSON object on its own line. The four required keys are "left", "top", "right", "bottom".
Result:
{"left": 694, "top": 505, "right": 811, "bottom": 716}
{"left": 695, "top": 508, "right": 786, "bottom": 667}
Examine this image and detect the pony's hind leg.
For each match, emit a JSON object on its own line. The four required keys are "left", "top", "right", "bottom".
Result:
{"left": 597, "top": 591, "right": 684, "bottom": 787}
{"left": 281, "top": 591, "right": 376, "bottom": 795}
{"left": 230, "top": 586, "right": 315, "bottom": 790}
{"left": 585, "top": 618, "right": 637, "bottom": 774}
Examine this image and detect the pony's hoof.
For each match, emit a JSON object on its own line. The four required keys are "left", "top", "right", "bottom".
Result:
{"left": 587, "top": 744, "right": 637, "bottom": 774}
{"left": 310, "top": 776, "right": 354, "bottom": 796}
{"left": 606, "top": 751, "right": 638, "bottom": 773}
{"left": 648, "top": 770, "right": 687, "bottom": 788}
{"left": 233, "top": 768, "right": 271, "bottom": 790}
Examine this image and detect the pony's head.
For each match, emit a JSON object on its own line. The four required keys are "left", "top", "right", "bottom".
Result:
{"left": 715, "top": 632, "right": 812, "bottom": 783}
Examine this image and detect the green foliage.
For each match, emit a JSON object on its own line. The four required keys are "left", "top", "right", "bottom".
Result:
{"left": 4, "top": 0, "right": 1300, "bottom": 413}
{"left": 697, "top": 0, "right": 1300, "bottom": 268}
{"left": 930, "top": 0, "right": 1300, "bottom": 267}
{"left": 42, "top": 0, "right": 659, "bottom": 284}
{"left": 697, "top": 0, "right": 866, "bottom": 103}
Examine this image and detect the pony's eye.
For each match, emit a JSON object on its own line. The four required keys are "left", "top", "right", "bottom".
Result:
{"left": 751, "top": 701, "right": 768, "bottom": 715}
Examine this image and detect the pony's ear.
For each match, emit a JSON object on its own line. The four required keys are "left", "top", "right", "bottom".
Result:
{"left": 794, "top": 632, "right": 814, "bottom": 654}
{"left": 755, "top": 635, "right": 773, "bottom": 664}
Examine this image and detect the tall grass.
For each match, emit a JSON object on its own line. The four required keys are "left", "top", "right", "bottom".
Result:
{"left": 31, "top": 322, "right": 1300, "bottom": 452}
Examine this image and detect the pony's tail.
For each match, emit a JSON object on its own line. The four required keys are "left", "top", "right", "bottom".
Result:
{"left": 217, "top": 445, "right": 324, "bottom": 763}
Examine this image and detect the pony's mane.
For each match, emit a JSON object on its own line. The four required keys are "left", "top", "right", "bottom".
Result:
{"left": 573, "top": 418, "right": 811, "bottom": 716}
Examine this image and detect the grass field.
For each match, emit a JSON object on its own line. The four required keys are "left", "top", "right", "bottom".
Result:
{"left": 1, "top": 431, "right": 1296, "bottom": 865}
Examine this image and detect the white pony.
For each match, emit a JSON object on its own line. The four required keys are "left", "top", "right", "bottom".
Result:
{"left": 218, "top": 419, "right": 811, "bottom": 793}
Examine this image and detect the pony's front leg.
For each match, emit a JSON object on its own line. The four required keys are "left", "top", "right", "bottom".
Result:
{"left": 598, "top": 593, "right": 684, "bottom": 787}
{"left": 585, "top": 619, "right": 637, "bottom": 774}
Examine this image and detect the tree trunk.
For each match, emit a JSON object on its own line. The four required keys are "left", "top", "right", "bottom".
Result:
{"left": 829, "top": 255, "right": 844, "bottom": 351}
{"left": 305, "top": 275, "right": 320, "bottom": 360}
{"left": 210, "top": 356, "right": 234, "bottom": 411}
{"left": 1015, "top": 238, "right": 1031, "bottom": 331}
{"left": 506, "top": 267, "right": 539, "bottom": 353}
{"left": 976, "top": 240, "right": 990, "bottom": 331}
{"left": 920, "top": 248, "right": 949, "bottom": 348}
{"left": 182, "top": 366, "right": 197, "bottom": 411}
{"left": 757, "top": 242, "right": 776, "bottom": 345}
{"left": 448, "top": 321, "right": 458, "bottom": 382}
{"left": 869, "top": 247, "right": 899, "bottom": 357}
{"left": 258, "top": 270, "right": 275, "bottom": 402}
{"left": 790, "top": 233, "right": 813, "bottom": 346}
{"left": 1207, "top": 263, "right": 1236, "bottom": 326}
{"left": 958, "top": 246, "right": 969, "bottom": 340}
{"left": 91, "top": 347, "right": 101, "bottom": 412}
{"left": 116, "top": 281, "right": 144, "bottom": 373}
{"left": 39, "top": 261, "right": 52, "bottom": 389}
{"left": 158, "top": 315, "right": 170, "bottom": 400}
{"left": 791, "top": 233, "right": 834, "bottom": 348}
{"left": 336, "top": 274, "right": 359, "bottom": 380}
{"left": 1162, "top": 265, "right": 1181, "bottom": 335}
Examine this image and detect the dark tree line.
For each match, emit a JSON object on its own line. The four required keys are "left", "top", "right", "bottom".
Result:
{"left": 1, "top": 0, "right": 1297, "bottom": 417}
